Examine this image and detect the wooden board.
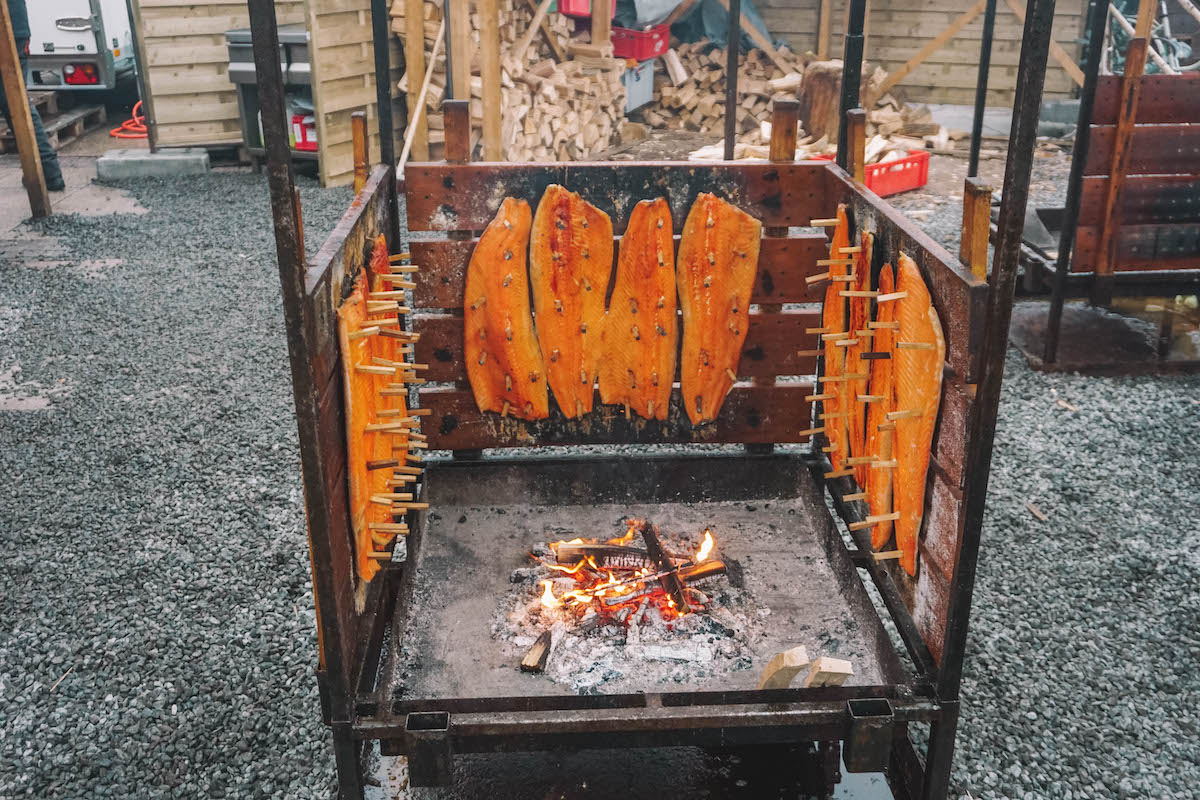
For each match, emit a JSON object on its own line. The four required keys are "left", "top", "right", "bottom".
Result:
{"left": 1091, "top": 74, "right": 1200, "bottom": 125}
{"left": 418, "top": 383, "right": 815, "bottom": 450}
{"left": 1084, "top": 124, "right": 1200, "bottom": 177}
{"left": 409, "top": 233, "right": 829, "bottom": 307}
{"left": 413, "top": 309, "right": 821, "bottom": 383}
{"left": 404, "top": 161, "right": 833, "bottom": 233}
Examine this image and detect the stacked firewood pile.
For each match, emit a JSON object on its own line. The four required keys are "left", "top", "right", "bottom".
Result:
{"left": 391, "top": 0, "right": 627, "bottom": 162}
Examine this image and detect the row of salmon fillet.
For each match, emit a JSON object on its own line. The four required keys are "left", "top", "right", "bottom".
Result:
{"left": 819, "top": 205, "right": 945, "bottom": 576}
{"left": 464, "top": 187, "right": 763, "bottom": 426}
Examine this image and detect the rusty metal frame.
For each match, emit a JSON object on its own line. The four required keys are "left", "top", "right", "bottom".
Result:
{"left": 247, "top": 0, "right": 1057, "bottom": 795}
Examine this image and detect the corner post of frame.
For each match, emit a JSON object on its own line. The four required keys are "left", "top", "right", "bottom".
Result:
{"left": 836, "top": 0, "right": 867, "bottom": 170}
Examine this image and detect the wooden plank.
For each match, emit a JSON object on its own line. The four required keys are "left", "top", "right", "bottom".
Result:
{"left": 413, "top": 309, "right": 821, "bottom": 383}
{"left": 1083, "top": 124, "right": 1200, "bottom": 176}
{"left": 817, "top": 0, "right": 832, "bottom": 59}
{"left": 878, "top": 0, "right": 987, "bottom": 95}
{"left": 0, "top": 0, "right": 49, "bottom": 217}
{"left": 1073, "top": 223, "right": 1200, "bottom": 272}
{"left": 1078, "top": 174, "right": 1200, "bottom": 227}
{"left": 1004, "top": 0, "right": 1084, "bottom": 87}
{"left": 1091, "top": 74, "right": 1200, "bottom": 124}
{"left": 514, "top": 0, "right": 556, "bottom": 66}
{"left": 405, "top": 0, "right": 429, "bottom": 160}
{"left": 409, "top": 233, "right": 829, "bottom": 307}
{"left": 480, "top": 0, "right": 502, "bottom": 161}
{"left": 520, "top": 0, "right": 566, "bottom": 62}
{"left": 592, "top": 0, "right": 612, "bottom": 48}
{"left": 847, "top": 109, "right": 867, "bottom": 184}
{"left": 960, "top": 177, "right": 992, "bottom": 280}
{"left": 448, "top": 0, "right": 472, "bottom": 100}
{"left": 827, "top": 168, "right": 987, "bottom": 384}
{"left": 418, "top": 383, "right": 815, "bottom": 450}
{"left": 403, "top": 161, "right": 832, "bottom": 232}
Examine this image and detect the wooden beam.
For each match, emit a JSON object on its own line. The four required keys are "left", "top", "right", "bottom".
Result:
{"left": 591, "top": 0, "right": 612, "bottom": 49}
{"left": 0, "top": 0, "right": 50, "bottom": 218}
{"left": 479, "top": 0, "right": 502, "bottom": 161}
{"left": 1008, "top": 0, "right": 1087, "bottom": 86}
{"left": 879, "top": 0, "right": 987, "bottom": 95}
{"left": 513, "top": 0, "right": 555, "bottom": 69}
{"left": 521, "top": 0, "right": 566, "bottom": 63}
{"left": 404, "top": 0, "right": 429, "bottom": 161}
{"left": 398, "top": 19, "right": 446, "bottom": 172}
{"left": 713, "top": 0, "right": 791, "bottom": 73}
{"left": 757, "top": 646, "right": 811, "bottom": 690}
{"left": 351, "top": 111, "right": 369, "bottom": 193}
{"left": 846, "top": 108, "right": 867, "bottom": 184}
{"left": 817, "top": 0, "right": 832, "bottom": 60}
{"left": 960, "top": 177, "right": 992, "bottom": 281}
{"left": 448, "top": 0, "right": 472, "bottom": 100}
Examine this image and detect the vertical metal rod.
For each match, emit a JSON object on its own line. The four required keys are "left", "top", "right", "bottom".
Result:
{"left": 370, "top": 0, "right": 400, "bottom": 247}
{"left": 968, "top": 0, "right": 999, "bottom": 177}
{"left": 938, "top": 0, "right": 1059, "bottom": 707}
{"left": 1043, "top": 0, "right": 1109, "bottom": 363}
{"left": 723, "top": 0, "right": 742, "bottom": 160}
{"left": 836, "top": 0, "right": 867, "bottom": 169}
{"left": 442, "top": 0, "right": 456, "bottom": 101}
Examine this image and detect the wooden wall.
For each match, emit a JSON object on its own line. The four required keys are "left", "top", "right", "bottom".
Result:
{"left": 760, "top": 0, "right": 1087, "bottom": 106}
{"left": 131, "top": 0, "right": 305, "bottom": 147}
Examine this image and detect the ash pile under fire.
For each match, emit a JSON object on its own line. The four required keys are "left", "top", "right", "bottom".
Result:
{"left": 493, "top": 518, "right": 773, "bottom": 693}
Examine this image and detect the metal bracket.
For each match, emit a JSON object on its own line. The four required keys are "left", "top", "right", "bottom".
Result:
{"left": 405, "top": 711, "right": 453, "bottom": 786}
{"left": 842, "top": 698, "right": 894, "bottom": 773}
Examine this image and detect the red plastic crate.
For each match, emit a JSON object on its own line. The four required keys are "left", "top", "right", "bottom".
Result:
{"left": 612, "top": 25, "right": 669, "bottom": 60}
{"left": 812, "top": 150, "right": 930, "bottom": 197}
{"left": 558, "top": 0, "right": 616, "bottom": 18}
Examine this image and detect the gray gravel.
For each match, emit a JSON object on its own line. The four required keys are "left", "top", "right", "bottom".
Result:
{"left": 2, "top": 167, "right": 1198, "bottom": 799}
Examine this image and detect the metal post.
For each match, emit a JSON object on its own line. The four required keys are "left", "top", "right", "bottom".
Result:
{"left": 1043, "top": 0, "right": 1109, "bottom": 363}
{"left": 836, "top": 0, "right": 867, "bottom": 169}
{"left": 723, "top": 0, "right": 742, "bottom": 160}
{"left": 370, "top": 0, "right": 400, "bottom": 246}
{"left": 939, "top": 0, "right": 1058, "bottom": 705}
{"left": 442, "top": 0, "right": 457, "bottom": 101}
{"left": 968, "top": 0, "right": 999, "bottom": 177}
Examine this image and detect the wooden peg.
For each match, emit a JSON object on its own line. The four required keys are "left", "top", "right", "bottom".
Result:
{"left": 877, "top": 421, "right": 897, "bottom": 432}
{"left": 409, "top": 408, "right": 432, "bottom": 416}
{"left": 393, "top": 501, "right": 430, "bottom": 511}
{"left": 848, "top": 511, "right": 900, "bottom": 530}
{"left": 839, "top": 290, "right": 879, "bottom": 298}
{"left": 797, "top": 426, "right": 826, "bottom": 437}
{"left": 370, "top": 291, "right": 410, "bottom": 301}
{"left": 394, "top": 465, "right": 423, "bottom": 475}
{"left": 380, "top": 277, "right": 417, "bottom": 289}
{"left": 856, "top": 394, "right": 885, "bottom": 402}
{"left": 805, "top": 393, "right": 835, "bottom": 402}
{"left": 873, "top": 550, "right": 903, "bottom": 561}
{"left": 725, "top": 368, "right": 737, "bottom": 382}
{"left": 365, "top": 421, "right": 410, "bottom": 433}
{"left": 388, "top": 252, "right": 412, "bottom": 262}
{"left": 837, "top": 245, "right": 862, "bottom": 254}
{"left": 369, "top": 522, "right": 409, "bottom": 533}
{"left": 862, "top": 352, "right": 891, "bottom": 361}
{"left": 870, "top": 459, "right": 898, "bottom": 469}
{"left": 855, "top": 330, "right": 875, "bottom": 338}
{"left": 356, "top": 364, "right": 395, "bottom": 376}
{"left": 821, "top": 411, "right": 850, "bottom": 420}
{"left": 805, "top": 326, "right": 831, "bottom": 334}
{"left": 501, "top": 400, "right": 510, "bottom": 417}
{"left": 844, "top": 456, "right": 874, "bottom": 466}
{"left": 796, "top": 349, "right": 824, "bottom": 357}
{"left": 886, "top": 409, "right": 922, "bottom": 421}
{"left": 366, "top": 551, "right": 395, "bottom": 560}
{"left": 805, "top": 272, "right": 832, "bottom": 285}
{"left": 387, "top": 264, "right": 419, "bottom": 273}
{"left": 405, "top": 453, "right": 423, "bottom": 463}
{"left": 818, "top": 373, "right": 868, "bottom": 383}
{"left": 348, "top": 326, "right": 380, "bottom": 341}
{"left": 379, "top": 328, "right": 419, "bottom": 341}
{"left": 371, "top": 492, "right": 415, "bottom": 502}
{"left": 816, "top": 258, "right": 855, "bottom": 267}
{"left": 366, "top": 458, "right": 400, "bottom": 470}
{"left": 874, "top": 291, "right": 908, "bottom": 303}
{"left": 824, "top": 467, "right": 855, "bottom": 479}
{"left": 821, "top": 331, "right": 852, "bottom": 341}
{"left": 821, "top": 443, "right": 838, "bottom": 453}
{"left": 832, "top": 338, "right": 859, "bottom": 347}
{"left": 869, "top": 320, "right": 901, "bottom": 330}
{"left": 842, "top": 490, "right": 867, "bottom": 501}
{"left": 896, "top": 341, "right": 936, "bottom": 351}
{"left": 810, "top": 217, "right": 839, "bottom": 226}
{"left": 367, "top": 316, "right": 401, "bottom": 326}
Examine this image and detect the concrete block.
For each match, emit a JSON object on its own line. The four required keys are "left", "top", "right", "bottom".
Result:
{"left": 96, "top": 148, "right": 210, "bottom": 180}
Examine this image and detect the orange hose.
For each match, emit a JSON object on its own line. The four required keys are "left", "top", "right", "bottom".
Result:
{"left": 110, "top": 101, "right": 148, "bottom": 139}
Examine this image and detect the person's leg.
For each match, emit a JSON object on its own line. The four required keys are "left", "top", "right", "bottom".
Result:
{"left": 6, "top": 42, "right": 65, "bottom": 190}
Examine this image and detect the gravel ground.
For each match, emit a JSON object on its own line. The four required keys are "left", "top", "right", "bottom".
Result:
{"left": 2, "top": 165, "right": 1198, "bottom": 799}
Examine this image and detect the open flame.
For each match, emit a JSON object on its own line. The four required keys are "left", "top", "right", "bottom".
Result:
{"left": 539, "top": 580, "right": 561, "bottom": 608}
{"left": 695, "top": 529, "right": 714, "bottom": 563}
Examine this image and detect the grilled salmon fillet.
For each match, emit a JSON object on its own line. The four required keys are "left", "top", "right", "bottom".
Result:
{"left": 530, "top": 185, "right": 614, "bottom": 418}
{"left": 464, "top": 198, "right": 549, "bottom": 420}
{"left": 677, "top": 193, "right": 762, "bottom": 425}
{"left": 821, "top": 204, "right": 851, "bottom": 468}
{"left": 893, "top": 253, "right": 945, "bottom": 575}
{"left": 338, "top": 275, "right": 408, "bottom": 583}
{"left": 599, "top": 198, "right": 676, "bottom": 419}
{"left": 845, "top": 231, "right": 873, "bottom": 486}
{"left": 368, "top": 233, "right": 389, "bottom": 291}
{"left": 866, "top": 264, "right": 895, "bottom": 551}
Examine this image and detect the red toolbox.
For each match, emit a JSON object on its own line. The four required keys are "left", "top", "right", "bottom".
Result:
{"left": 612, "top": 25, "right": 669, "bottom": 60}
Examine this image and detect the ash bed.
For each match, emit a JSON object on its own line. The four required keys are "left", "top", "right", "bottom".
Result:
{"left": 243, "top": 0, "right": 1059, "bottom": 796}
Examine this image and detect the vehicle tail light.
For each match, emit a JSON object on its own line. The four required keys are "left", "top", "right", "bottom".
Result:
{"left": 63, "top": 63, "right": 99, "bottom": 85}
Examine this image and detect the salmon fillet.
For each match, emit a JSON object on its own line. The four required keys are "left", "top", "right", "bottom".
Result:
{"left": 821, "top": 204, "right": 851, "bottom": 469}
{"left": 599, "top": 198, "right": 676, "bottom": 419}
{"left": 845, "top": 231, "right": 873, "bottom": 486}
{"left": 368, "top": 233, "right": 389, "bottom": 291}
{"left": 866, "top": 264, "right": 895, "bottom": 551}
{"left": 892, "top": 253, "right": 945, "bottom": 575}
{"left": 677, "top": 193, "right": 762, "bottom": 425}
{"left": 464, "top": 198, "right": 549, "bottom": 420}
{"left": 530, "top": 185, "right": 614, "bottom": 418}
{"left": 337, "top": 275, "right": 409, "bottom": 583}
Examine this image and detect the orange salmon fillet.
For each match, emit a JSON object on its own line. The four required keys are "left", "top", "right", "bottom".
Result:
{"left": 598, "top": 198, "right": 676, "bottom": 419}
{"left": 677, "top": 193, "right": 762, "bottom": 425}
{"left": 337, "top": 275, "right": 409, "bottom": 583}
{"left": 866, "top": 264, "right": 895, "bottom": 551}
{"left": 530, "top": 185, "right": 614, "bottom": 418}
{"left": 368, "top": 233, "right": 389, "bottom": 291}
{"left": 821, "top": 204, "right": 851, "bottom": 468}
{"left": 845, "top": 231, "right": 873, "bottom": 486}
{"left": 892, "top": 253, "right": 945, "bottom": 575}
{"left": 464, "top": 198, "right": 549, "bottom": 420}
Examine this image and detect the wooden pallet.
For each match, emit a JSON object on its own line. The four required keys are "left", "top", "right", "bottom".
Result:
{"left": 0, "top": 104, "right": 107, "bottom": 153}
{"left": 29, "top": 91, "right": 61, "bottom": 118}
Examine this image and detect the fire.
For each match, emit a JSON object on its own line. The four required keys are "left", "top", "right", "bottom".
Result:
{"left": 539, "top": 580, "right": 561, "bottom": 608}
{"left": 695, "top": 529, "right": 714, "bottom": 563}
{"left": 605, "top": 519, "right": 640, "bottom": 546}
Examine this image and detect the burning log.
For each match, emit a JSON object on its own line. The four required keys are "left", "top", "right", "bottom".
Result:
{"left": 554, "top": 542, "right": 686, "bottom": 571}
{"left": 641, "top": 521, "right": 689, "bottom": 613}
{"left": 601, "top": 560, "right": 727, "bottom": 608}
{"left": 520, "top": 630, "right": 553, "bottom": 673}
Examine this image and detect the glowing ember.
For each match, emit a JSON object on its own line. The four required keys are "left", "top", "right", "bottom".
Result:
{"left": 539, "top": 580, "right": 562, "bottom": 608}
{"left": 695, "top": 529, "right": 715, "bottom": 563}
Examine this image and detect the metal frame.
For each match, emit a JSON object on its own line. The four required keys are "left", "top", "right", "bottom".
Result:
{"left": 246, "top": 0, "right": 1056, "bottom": 795}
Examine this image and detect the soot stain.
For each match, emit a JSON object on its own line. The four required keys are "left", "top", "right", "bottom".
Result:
{"left": 760, "top": 269, "right": 775, "bottom": 295}
{"left": 440, "top": 415, "right": 459, "bottom": 435}
{"left": 434, "top": 347, "right": 453, "bottom": 362}
{"left": 745, "top": 345, "right": 765, "bottom": 361}
{"left": 443, "top": 175, "right": 455, "bottom": 189}
{"left": 746, "top": 408, "right": 762, "bottom": 428}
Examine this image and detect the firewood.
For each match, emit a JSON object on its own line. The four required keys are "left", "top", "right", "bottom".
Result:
{"left": 520, "top": 630, "right": 553, "bottom": 672}
{"left": 757, "top": 645, "right": 811, "bottom": 690}
{"left": 804, "top": 656, "right": 854, "bottom": 687}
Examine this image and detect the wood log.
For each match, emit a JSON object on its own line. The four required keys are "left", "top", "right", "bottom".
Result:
{"left": 520, "top": 630, "right": 553, "bottom": 672}
{"left": 757, "top": 646, "right": 811, "bottom": 690}
{"left": 804, "top": 656, "right": 854, "bottom": 687}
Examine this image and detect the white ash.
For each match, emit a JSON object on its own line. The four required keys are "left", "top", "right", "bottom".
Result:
{"left": 493, "top": 534, "right": 768, "bottom": 694}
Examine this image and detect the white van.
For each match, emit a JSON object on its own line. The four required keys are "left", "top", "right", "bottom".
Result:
{"left": 24, "top": 0, "right": 136, "bottom": 92}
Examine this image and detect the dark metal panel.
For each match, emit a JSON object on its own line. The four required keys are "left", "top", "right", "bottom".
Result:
{"left": 1083, "top": 124, "right": 1200, "bottom": 176}
{"left": 1073, "top": 223, "right": 1200, "bottom": 270}
{"left": 1077, "top": 175, "right": 1200, "bottom": 227}
{"left": 1091, "top": 73, "right": 1200, "bottom": 125}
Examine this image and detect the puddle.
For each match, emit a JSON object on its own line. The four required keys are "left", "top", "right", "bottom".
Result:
{"left": 0, "top": 365, "right": 70, "bottom": 411}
